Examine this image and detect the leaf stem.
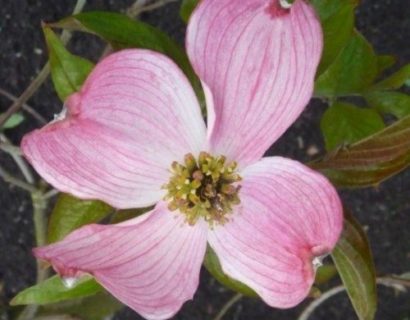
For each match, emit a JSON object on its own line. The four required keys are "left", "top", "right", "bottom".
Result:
{"left": 213, "top": 293, "right": 243, "bottom": 320}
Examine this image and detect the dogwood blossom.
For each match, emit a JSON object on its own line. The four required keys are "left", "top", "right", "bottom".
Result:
{"left": 22, "top": 1, "right": 343, "bottom": 319}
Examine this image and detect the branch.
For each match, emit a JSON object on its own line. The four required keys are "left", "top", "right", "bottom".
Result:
{"left": 213, "top": 293, "right": 243, "bottom": 320}
{"left": 0, "top": 88, "right": 47, "bottom": 124}
{"left": 0, "top": 165, "right": 37, "bottom": 193}
{"left": 0, "top": 133, "right": 34, "bottom": 184}
{"left": 128, "top": 0, "right": 179, "bottom": 16}
{"left": 298, "top": 285, "right": 346, "bottom": 320}
{"left": 0, "top": 141, "right": 22, "bottom": 156}
{"left": 298, "top": 277, "right": 410, "bottom": 320}
{"left": 0, "top": 0, "right": 87, "bottom": 128}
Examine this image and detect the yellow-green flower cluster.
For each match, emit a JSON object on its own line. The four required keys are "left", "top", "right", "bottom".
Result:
{"left": 164, "top": 152, "right": 241, "bottom": 227}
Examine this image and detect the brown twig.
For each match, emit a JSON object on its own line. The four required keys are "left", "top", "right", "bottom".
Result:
{"left": 0, "top": 88, "right": 47, "bottom": 124}
{"left": 0, "top": 65, "right": 50, "bottom": 127}
{"left": 0, "top": 0, "right": 87, "bottom": 128}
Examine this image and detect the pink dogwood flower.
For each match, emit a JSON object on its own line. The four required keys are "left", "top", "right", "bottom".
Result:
{"left": 22, "top": 0, "right": 343, "bottom": 319}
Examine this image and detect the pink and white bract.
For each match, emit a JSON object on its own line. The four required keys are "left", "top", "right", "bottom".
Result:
{"left": 22, "top": 1, "right": 343, "bottom": 319}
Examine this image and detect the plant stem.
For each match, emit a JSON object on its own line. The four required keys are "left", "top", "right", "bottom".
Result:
{"left": 32, "top": 191, "right": 48, "bottom": 247}
{"left": 0, "top": 64, "right": 50, "bottom": 127}
{"left": 0, "top": 142, "right": 21, "bottom": 155}
{"left": 128, "top": 0, "right": 178, "bottom": 16}
{"left": 15, "top": 192, "right": 50, "bottom": 320}
{"left": 11, "top": 2, "right": 87, "bottom": 320}
{"left": 298, "top": 285, "right": 345, "bottom": 320}
{"left": 0, "top": 166, "right": 37, "bottom": 193}
{"left": 213, "top": 293, "right": 243, "bottom": 320}
{"left": 0, "top": 88, "right": 47, "bottom": 124}
{"left": 43, "top": 188, "right": 59, "bottom": 200}
{"left": 298, "top": 277, "right": 410, "bottom": 320}
{"left": 0, "top": 133, "right": 34, "bottom": 183}
{"left": 0, "top": 0, "right": 87, "bottom": 128}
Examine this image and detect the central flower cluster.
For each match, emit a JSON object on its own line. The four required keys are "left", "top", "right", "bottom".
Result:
{"left": 164, "top": 152, "right": 242, "bottom": 226}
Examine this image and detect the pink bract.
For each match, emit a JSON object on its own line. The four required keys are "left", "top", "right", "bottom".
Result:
{"left": 22, "top": 1, "right": 343, "bottom": 319}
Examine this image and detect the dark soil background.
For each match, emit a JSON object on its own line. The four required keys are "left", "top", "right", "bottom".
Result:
{"left": 0, "top": 0, "right": 409, "bottom": 319}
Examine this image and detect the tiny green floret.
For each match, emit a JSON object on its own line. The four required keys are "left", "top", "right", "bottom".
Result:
{"left": 164, "top": 152, "right": 242, "bottom": 227}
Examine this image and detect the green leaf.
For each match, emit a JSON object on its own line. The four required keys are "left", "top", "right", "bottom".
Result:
{"left": 39, "top": 291, "right": 122, "bottom": 320}
{"left": 1, "top": 113, "right": 25, "bottom": 129}
{"left": 51, "top": 12, "right": 203, "bottom": 106}
{"left": 315, "top": 32, "right": 378, "bottom": 97}
{"left": 43, "top": 27, "right": 94, "bottom": 101}
{"left": 110, "top": 206, "right": 153, "bottom": 224}
{"left": 321, "top": 102, "right": 385, "bottom": 151}
{"left": 311, "top": 0, "right": 357, "bottom": 75}
{"left": 311, "top": 115, "right": 410, "bottom": 187}
{"left": 376, "top": 55, "right": 397, "bottom": 75}
{"left": 371, "top": 64, "right": 410, "bottom": 91}
{"left": 180, "top": 0, "right": 199, "bottom": 23}
{"left": 366, "top": 91, "right": 410, "bottom": 119}
{"left": 10, "top": 276, "right": 102, "bottom": 306}
{"left": 48, "top": 193, "right": 112, "bottom": 243}
{"left": 204, "top": 246, "right": 257, "bottom": 297}
{"left": 331, "top": 210, "right": 377, "bottom": 320}
{"left": 315, "top": 264, "right": 338, "bottom": 285}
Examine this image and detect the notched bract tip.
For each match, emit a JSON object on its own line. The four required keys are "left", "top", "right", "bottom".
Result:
{"left": 312, "top": 256, "right": 324, "bottom": 271}
{"left": 265, "top": 0, "right": 293, "bottom": 18}
{"left": 61, "top": 276, "right": 78, "bottom": 289}
{"left": 51, "top": 105, "right": 68, "bottom": 123}
{"left": 48, "top": 92, "right": 82, "bottom": 128}
{"left": 279, "top": 0, "right": 295, "bottom": 10}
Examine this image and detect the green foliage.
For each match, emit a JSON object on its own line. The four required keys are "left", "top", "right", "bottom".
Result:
{"left": 43, "top": 27, "right": 94, "bottom": 101}
{"left": 311, "top": 0, "right": 358, "bottom": 75}
{"left": 312, "top": 115, "right": 410, "bottom": 187}
{"left": 203, "top": 246, "right": 257, "bottom": 297}
{"left": 314, "top": 264, "right": 338, "bottom": 285}
{"left": 1, "top": 113, "right": 24, "bottom": 130}
{"left": 110, "top": 207, "right": 153, "bottom": 223}
{"left": 52, "top": 12, "right": 203, "bottom": 104}
{"left": 366, "top": 91, "right": 410, "bottom": 119}
{"left": 10, "top": 276, "right": 102, "bottom": 306}
{"left": 312, "top": 0, "right": 410, "bottom": 189}
{"left": 331, "top": 211, "right": 377, "bottom": 320}
{"left": 315, "top": 32, "right": 378, "bottom": 97}
{"left": 48, "top": 193, "right": 112, "bottom": 243}
{"left": 376, "top": 55, "right": 397, "bottom": 75}
{"left": 180, "top": 0, "right": 199, "bottom": 23}
{"left": 321, "top": 102, "right": 385, "bottom": 151}
{"left": 371, "top": 64, "right": 410, "bottom": 90}
{"left": 38, "top": 291, "right": 122, "bottom": 320}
